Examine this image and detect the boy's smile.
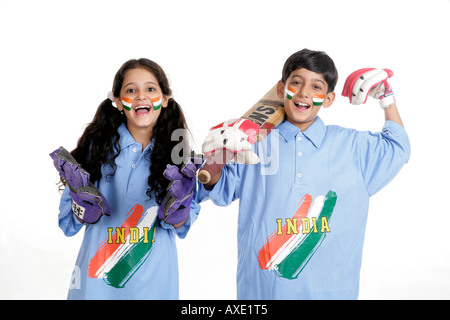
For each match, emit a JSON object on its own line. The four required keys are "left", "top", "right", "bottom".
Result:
{"left": 277, "top": 68, "right": 335, "bottom": 131}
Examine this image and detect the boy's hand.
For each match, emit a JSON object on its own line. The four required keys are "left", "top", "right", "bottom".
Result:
{"left": 342, "top": 68, "right": 395, "bottom": 109}
{"left": 202, "top": 118, "right": 260, "bottom": 165}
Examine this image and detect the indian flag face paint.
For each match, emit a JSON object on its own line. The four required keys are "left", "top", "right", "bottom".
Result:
{"left": 121, "top": 97, "right": 133, "bottom": 111}
{"left": 312, "top": 94, "right": 325, "bottom": 106}
{"left": 285, "top": 87, "right": 296, "bottom": 100}
{"left": 151, "top": 96, "right": 162, "bottom": 111}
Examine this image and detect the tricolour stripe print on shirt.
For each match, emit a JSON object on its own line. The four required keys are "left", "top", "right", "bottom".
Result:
{"left": 258, "top": 190, "right": 337, "bottom": 279}
{"left": 87, "top": 204, "right": 157, "bottom": 288}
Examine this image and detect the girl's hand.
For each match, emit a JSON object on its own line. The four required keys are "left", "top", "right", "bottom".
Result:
{"left": 50, "top": 146, "right": 110, "bottom": 224}
{"left": 158, "top": 159, "right": 203, "bottom": 225}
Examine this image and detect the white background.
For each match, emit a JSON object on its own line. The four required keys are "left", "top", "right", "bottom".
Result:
{"left": 0, "top": 0, "right": 449, "bottom": 299}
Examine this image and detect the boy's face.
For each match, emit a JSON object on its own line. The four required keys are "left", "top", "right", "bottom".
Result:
{"left": 277, "top": 68, "right": 335, "bottom": 131}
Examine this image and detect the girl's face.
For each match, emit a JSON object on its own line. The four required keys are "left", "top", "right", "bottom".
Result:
{"left": 115, "top": 67, "right": 168, "bottom": 134}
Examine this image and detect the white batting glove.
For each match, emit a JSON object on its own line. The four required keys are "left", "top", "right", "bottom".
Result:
{"left": 202, "top": 119, "right": 260, "bottom": 165}
{"left": 342, "top": 68, "right": 396, "bottom": 109}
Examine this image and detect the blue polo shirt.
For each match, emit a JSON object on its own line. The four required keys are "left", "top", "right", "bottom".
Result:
{"left": 197, "top": 117, "right": 410, "bottom": 299}
{"left": 58, "top": 123, "right": 200, "bottom": 300}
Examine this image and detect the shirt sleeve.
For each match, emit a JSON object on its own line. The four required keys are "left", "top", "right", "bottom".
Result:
{"left": 196, "top": 162, "right": 242, "bottom": 206}
{"left": 357, "top": 120, "right": 411, "bottom": 196}
{"left": 58, "top": 186, "right": 84, "bottom": 237}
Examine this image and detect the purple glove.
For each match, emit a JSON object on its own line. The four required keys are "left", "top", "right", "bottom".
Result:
{"left": 50, "top": 146, "right": 110, "bottom": 224}
{"left": 158, "top": 158, "right": 203, "bottom": 225}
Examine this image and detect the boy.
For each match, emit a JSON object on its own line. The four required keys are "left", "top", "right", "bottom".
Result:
{"left": 198, "top": 49, "right": 410, "bottom": 299}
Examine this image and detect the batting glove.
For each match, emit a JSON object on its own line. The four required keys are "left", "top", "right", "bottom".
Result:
{"left": 202, "top": 118, "right": 260, "bottom": 165}
{"left": 342, "top": 68, "right": 396, "bottom": 109}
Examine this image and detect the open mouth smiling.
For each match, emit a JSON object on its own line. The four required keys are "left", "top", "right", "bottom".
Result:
{"left": 294, "top": 101, "right": 311, "bottom": 112}
{"left": 134, "top": 105, "right": 151, "bottom": 114}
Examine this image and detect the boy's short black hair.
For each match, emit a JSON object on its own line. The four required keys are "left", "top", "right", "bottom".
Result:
{"left": 281, "top": 49, "right": 338, "bottom": 93}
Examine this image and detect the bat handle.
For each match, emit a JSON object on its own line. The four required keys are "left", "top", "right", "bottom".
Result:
{"left": 197, "top": 149, "right": 235, "bottom": 184}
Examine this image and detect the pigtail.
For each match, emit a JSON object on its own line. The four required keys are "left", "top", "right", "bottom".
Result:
{"left": 71, "top": 98, "right": 126, "bottom": 184}
{"left": 147, "top": 97, "right": 191, "bottom": 204}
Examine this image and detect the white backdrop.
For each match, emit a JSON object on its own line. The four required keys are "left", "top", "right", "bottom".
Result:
{"left": 0, "top": 0, "right": 449, "bottom": 299}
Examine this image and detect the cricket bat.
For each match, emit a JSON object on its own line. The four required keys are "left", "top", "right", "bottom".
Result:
{"left": 197, "top": 84, "right": 285, "bottom": 184}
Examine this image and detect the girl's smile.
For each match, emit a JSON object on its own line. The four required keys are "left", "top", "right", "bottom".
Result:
{"left": 134, "top": 104, "right": 152, "bottom": 115}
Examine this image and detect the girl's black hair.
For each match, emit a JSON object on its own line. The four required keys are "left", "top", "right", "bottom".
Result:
{"left": 68, "top": 58, "right": 190, "bottom": 204}
{"left": 281, "top": 49, "right": 338, "bottom": 93}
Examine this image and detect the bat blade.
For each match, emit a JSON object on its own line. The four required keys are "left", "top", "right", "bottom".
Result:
{"left": 198, "top": 84, "right": 285, "bottom": 184}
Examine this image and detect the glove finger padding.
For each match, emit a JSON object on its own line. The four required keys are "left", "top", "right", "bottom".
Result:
{"left": 342, "top": 68, "right": 395, "bottom": 109}
{"left": 180, "top": 162, "right": 200, "bottom": 179}
{"left": 50, "top": 146, "right": 90, "bottom": 187}
{"left": 160, "top": 187, "right": 194, "bottom": 225}
{"left": 352, "top": 69, "right": 392, "bottom": 104}
{"left": 202, "top": 118, "right": 260, "bottom": 165}
{"left": 341, "top": 68, "right": 375, "bottom": 104}
{"left": 158, "top": 159, "right": 203, "bottom": 225}
{"left": 163, "top": 164, "right": 185, "bottom": 182}
{"left": 167, "top": 179, "right": 192, "bottom": 200}
{"left": 64, "top": 164, "right": 90, "bottom": 188}
{"left": 50, "top": 146, "right": 111, "bottom": 224}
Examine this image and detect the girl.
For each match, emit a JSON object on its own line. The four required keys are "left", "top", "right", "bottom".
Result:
{"left": 55, "top": 58, "right": 200, "bottom": 299}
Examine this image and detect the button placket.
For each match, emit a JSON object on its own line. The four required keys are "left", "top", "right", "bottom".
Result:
{"left": 130, "top": 143, "right": 142, "bottom": 169}
{"left": 128, "top": 144, "right": 142, "bottom": 196}
{"left": 295, "top": 134, "right": 303, "bottom": 182}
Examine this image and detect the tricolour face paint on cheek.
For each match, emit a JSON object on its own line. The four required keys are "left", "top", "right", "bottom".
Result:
{"left": 152, "top": 96, "right": 162, "bottom": 111}
{"left": 285, "top": 87, "right": 296, "bottom": 100}
{"left": 121, "top": 97, "right": 133, "bottom": 111}
{"left": 312, "top": 94, "right": 325, "bottom": 106}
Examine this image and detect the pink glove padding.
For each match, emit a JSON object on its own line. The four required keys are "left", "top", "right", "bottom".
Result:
{"left": 202, "top": 118, "right": 260, "bottom": 165}
{"left": 342, "top": 68, "right": 395, "bottom": 109}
